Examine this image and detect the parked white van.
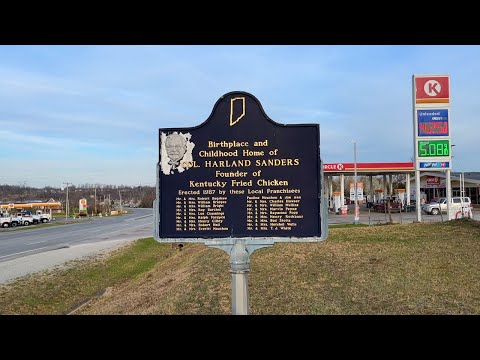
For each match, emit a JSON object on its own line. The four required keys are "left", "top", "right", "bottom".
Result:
{"left": 422, "top": 197, "right": 471, "bottom": 215}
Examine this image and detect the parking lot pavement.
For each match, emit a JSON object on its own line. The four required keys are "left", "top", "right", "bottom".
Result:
{"left": 328, "top": 205, "right": 480, "bottom": 225}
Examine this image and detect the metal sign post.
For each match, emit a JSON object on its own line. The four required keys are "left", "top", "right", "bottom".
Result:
{"left": 231, "top": 243, "right": 249, "bottom": 315}
{"left": 207, "top": 239, "right": 273, "bottom": 315}
{"left": 353, "top": 141, "right": 359, "bottom": 224}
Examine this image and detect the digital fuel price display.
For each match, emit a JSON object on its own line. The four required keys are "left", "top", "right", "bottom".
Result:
{"left": 417, "top": 109, "right": 449, "bottom": 136}
{"left": 418, "top": 140, "right": 450, "bottom": 158}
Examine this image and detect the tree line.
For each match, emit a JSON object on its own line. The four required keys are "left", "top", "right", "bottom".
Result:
{"left": 0, "top": 184, "right": 155, "bottom": 213}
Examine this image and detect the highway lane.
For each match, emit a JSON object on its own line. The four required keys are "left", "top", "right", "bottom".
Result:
{"left": 0, "top": 208, "right": 153, "bottom": 262}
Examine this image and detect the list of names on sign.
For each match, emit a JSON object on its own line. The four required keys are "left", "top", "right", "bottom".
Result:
{"left": 246, "top": 195, "right": 303, "bottom": 231}
{"left": 175, "top": 196, "right": 228, "bottom": 232}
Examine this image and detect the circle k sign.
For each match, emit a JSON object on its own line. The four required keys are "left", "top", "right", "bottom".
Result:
{"left": 415, "top": 75, "right": 450, "bottom": 104}
{"left": 424, "top": 80, "right": 441, "bottom": 96}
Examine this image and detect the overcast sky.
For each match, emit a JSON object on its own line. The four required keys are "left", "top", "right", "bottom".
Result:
{"left": 1, "top": 45, "right": 477, "bottom": 188}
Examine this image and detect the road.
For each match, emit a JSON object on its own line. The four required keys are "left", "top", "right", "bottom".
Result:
{"left": 0, "top": 207, "right": 152, "bottom": 263}
{"left": 0, "top": 208, "right": 153, "bottom": 283}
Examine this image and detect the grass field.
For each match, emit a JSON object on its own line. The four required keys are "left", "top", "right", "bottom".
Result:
{"left": 0, "top": 219, "right": 479, "bottom": 315}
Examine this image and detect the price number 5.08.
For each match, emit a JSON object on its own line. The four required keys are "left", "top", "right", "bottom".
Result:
{"left": 418, "top": 140, "right": 450, "bottom": 158}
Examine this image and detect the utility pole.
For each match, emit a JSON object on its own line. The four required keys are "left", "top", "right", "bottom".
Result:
{"left": 353, "top": 141, "right": 359, "bottom": 224}
{"left": 62, "top": 182, "right": 71, "bottom": 220}
{"left": 119, "top": 190, "right": 123, "bottom": 211}
{"left": 94, "top": 187, "right": 97, "bottom": 215}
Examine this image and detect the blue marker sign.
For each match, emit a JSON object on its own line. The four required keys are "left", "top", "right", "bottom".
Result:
{"left": 419, "top": 162, "right": 450, "bottom": 169}
{"left": 417, "top": 109, "right": 449, "bottom": 137}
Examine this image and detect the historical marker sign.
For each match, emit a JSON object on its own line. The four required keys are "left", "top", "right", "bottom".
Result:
{"left": 154, "top": 91, "right": 327, "bottom": 243}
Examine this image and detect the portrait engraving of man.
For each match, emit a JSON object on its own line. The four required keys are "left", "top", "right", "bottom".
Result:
{"left": 161, "top": 132, "right": 195, "bottom": 175}
{"left": 165, "top": 133, "right": 187, "bottom": 172}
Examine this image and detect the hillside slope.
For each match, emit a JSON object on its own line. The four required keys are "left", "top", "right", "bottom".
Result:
{"left": 76, "top": 220, "right": 480, "bottom": 315}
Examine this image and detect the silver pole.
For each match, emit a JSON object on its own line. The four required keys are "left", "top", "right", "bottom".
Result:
{"left": 446, "top": 169, "right": 452, "bottom": 220}
{"left": 369, "top": 175, "right": 373, "bottom": 208}
{"left": 353, "top": 141, "right": 359, "bottom": 224}
{"left": 415, "top": 170, "right": 421, "bottom": 222}
{"left": 340, "top": 174, "right": 345, "bottom": 211}
{"left": 230, "top": 242, "right": 250, "bottom": 315}
{"left": 232, "top": 273, "right": 249, "bottom": 315}
{"left": 207, "top": 241, "right": 273, "bottom": 315}
{"left": 63, "top": 181, "right": 71, "bottom": 220}
{"left": 406, "top": 173, "right": 411, "bottom": 206}
{"left": 119, "top": 190, "right": 123, "bottom": 211}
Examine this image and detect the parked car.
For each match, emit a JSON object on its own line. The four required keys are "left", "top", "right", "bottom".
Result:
{"left": 372, "top": 199, "right": 402, "bottom": 213}
{"left": 404, "top": 201, "right": 416, "bottom": 212}
{"left": 422, "top": 197, "right": 471, "bottom": 215}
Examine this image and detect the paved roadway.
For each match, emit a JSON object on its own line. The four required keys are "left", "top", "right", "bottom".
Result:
{"left": 0, "top": 208, "right": 153, "bottom": 263}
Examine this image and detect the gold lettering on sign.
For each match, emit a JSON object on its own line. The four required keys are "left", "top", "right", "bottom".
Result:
{"left": 230, "top": 97, "right": 245, "bottom": 126}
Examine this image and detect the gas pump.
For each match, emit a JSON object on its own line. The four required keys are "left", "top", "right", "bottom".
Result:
{"left": 333, "top": 191, "right": 342, "bottom": 214}
{"left": 395, "top": 189, "right": 406, "bottom": 209}
{"left": 375, "top": 189, "right": 384, "bottom": 204}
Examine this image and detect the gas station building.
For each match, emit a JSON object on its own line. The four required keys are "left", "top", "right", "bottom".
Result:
{"left": 323, "top": 162, "right": 480, "bottom": 209}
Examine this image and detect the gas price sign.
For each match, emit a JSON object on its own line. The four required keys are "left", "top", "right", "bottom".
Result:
{"left": 418, "top": 140, "right": 450, "bottom": 158}
{"left": 413, "top": 75, "right": 452, "bottom": 171}
{"left": 417, "top": 109, "right": 449, "bottom": 137}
